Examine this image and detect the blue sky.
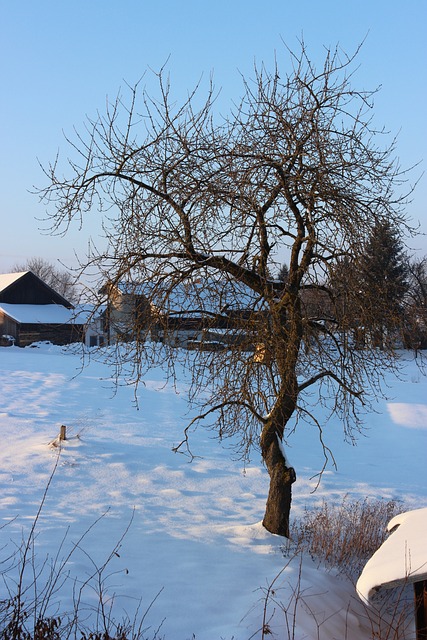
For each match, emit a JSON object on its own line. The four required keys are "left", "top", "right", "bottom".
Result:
{"left": 1, "top": 0, "right": 426, "bottom": 272}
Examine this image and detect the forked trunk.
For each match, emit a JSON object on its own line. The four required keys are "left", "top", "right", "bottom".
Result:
{"left": 261, "top": 433, "right": 295, "bottom": 537}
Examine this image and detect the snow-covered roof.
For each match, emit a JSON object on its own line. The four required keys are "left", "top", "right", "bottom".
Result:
{"left": 356, "top": 507, "right": 427, "bottom": 603}
{"left": 114, "top": 278, "right": 263, "bottom": 314}
{"left": 0, "top": 303, "right": 86, "bottom": 325}
{"left": 0, "top": 271, "right": 28, "bottom": 293}
{"left": 73, "top": 304, "right": 105, "bottom": 322}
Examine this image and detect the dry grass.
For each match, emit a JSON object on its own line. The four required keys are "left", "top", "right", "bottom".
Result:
{"left": 286, "top": 495, "right": 401, "bottom": 579}
{"left": 276, "top": 497, "right": 415, "bottom": 639}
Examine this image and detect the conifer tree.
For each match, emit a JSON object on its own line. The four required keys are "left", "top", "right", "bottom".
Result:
{"left": 358, "top": 221, "right": 409, "bottom": 345}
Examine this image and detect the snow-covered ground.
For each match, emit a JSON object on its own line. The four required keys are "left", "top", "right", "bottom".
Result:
{"left": 1, "top": 343, "right": 426, "bottom": 639}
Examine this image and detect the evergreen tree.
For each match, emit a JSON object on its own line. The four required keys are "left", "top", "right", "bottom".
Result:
{"left": 277, "top": 263, "right": 289, "bottom": 285}
{"left": 358, "top": 221, "right": 409, "bottom": 344}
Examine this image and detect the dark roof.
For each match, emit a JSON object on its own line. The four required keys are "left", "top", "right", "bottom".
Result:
{"left": 0, "top": 271, "right": 73, "bottom": 308}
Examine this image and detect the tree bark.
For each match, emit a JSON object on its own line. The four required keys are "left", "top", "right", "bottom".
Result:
{"left": 261, "top": 412, "right": 296, "bottom": 538}
{"left": 261, "top": 433, "right": 295, "bottom": 537}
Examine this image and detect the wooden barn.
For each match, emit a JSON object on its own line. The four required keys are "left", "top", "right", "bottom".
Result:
{"left": 0, "top": 271, "right": 85, "bottom": 347}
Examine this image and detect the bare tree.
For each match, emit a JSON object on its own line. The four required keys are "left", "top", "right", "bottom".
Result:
{"left": 38, "top": 42, "right": 416, "bottom": 537}
{"left": 12, "top": 257, "right": 78, "bottom": 303}
{"left": 404, "top": 255, "right": 427, "bottom": 350}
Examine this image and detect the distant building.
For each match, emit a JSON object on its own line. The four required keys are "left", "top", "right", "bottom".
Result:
{"left": 101, "top": 278, "right": 262, "bottom": 349}
{"left": 0, "top": 271, "right": 102, "bottom": 347}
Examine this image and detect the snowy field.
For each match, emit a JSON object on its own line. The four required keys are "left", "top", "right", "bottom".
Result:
{"left": 1, "top": 343, "right": 426, "bottom": 639}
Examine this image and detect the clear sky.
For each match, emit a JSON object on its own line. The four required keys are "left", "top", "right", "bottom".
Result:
{"left": 1, "top": 0, "right": 426, "bottom": 273}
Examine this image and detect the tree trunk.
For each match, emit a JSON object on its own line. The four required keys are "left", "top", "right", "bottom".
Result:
{"left": 261, "top": 427, "right": 296, "bottom": 537}
{"left": 261, "top": 299, "right": 300, "bottom": 537}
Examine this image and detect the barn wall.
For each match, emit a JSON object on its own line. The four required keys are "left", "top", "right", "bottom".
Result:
{"left": 0, "top": 311, "right": 18, "bottom": 343}
{"left": 17, "top": 323, "right": 84, "bottom": 347}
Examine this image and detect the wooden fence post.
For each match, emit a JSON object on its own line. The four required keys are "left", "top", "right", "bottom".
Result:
{"left": 415, "top": 580, "right": 427, "bottom": 640}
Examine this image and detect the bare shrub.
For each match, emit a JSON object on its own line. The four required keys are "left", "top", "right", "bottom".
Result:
{"left": 286, "top": 496, "right": 401, "bottom": 579}
{"left": 275, "top": 497, "right": 415, "bottom": 639}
